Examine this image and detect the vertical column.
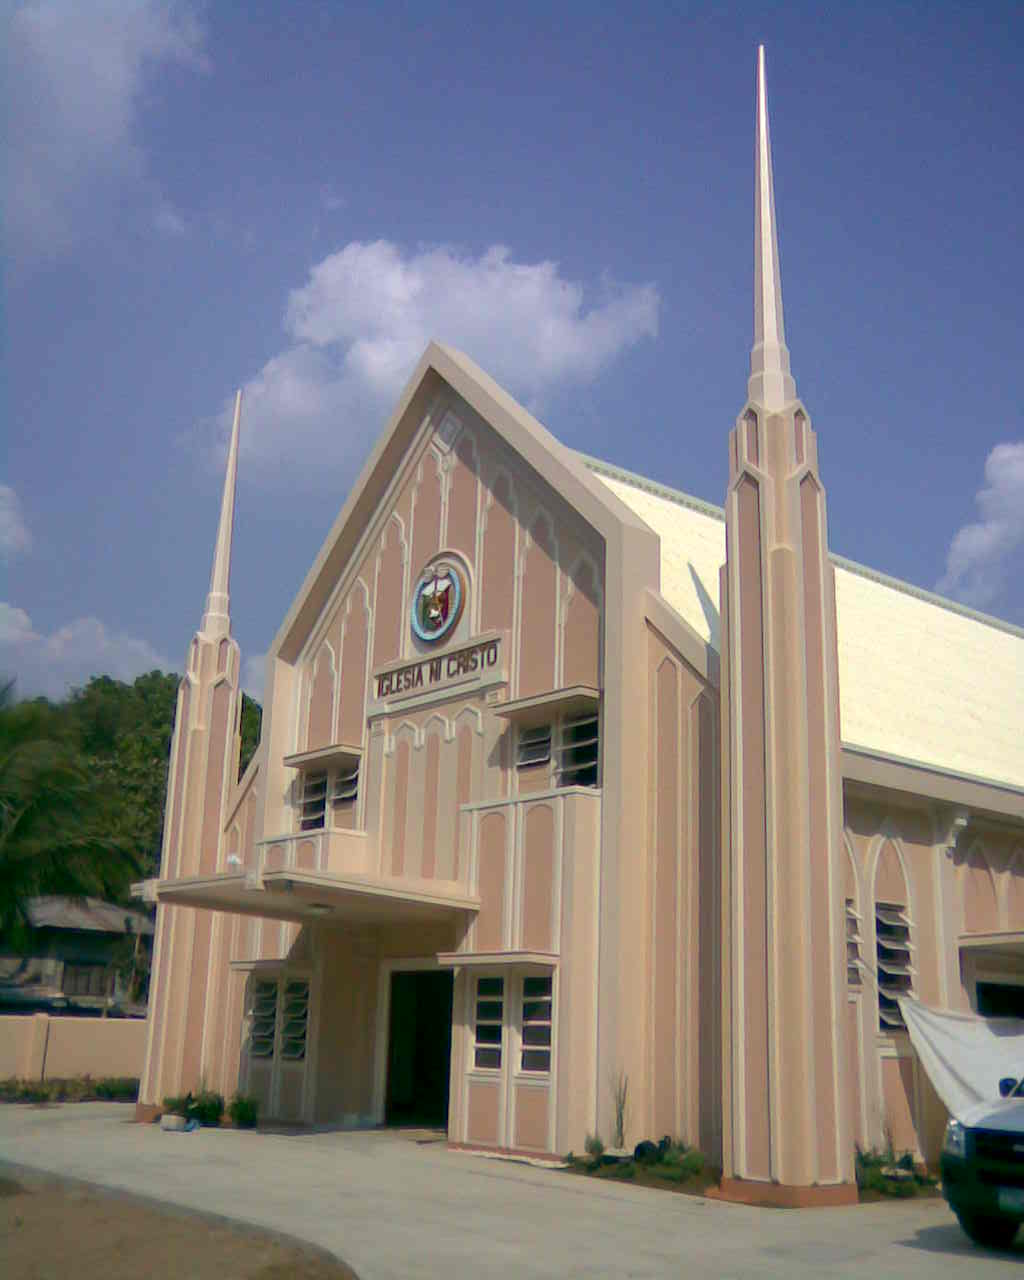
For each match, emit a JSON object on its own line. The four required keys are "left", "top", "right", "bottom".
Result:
{"left": 720, "top": 404, "right": 855, "bottom": 1204}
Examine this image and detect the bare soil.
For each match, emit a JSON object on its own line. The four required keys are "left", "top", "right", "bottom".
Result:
{"left": 0, "top": 1172, "right": 359, "bottom": 1280}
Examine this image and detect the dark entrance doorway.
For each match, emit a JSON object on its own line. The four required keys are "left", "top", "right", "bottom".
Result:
{"left": 385, "top": 969, "right": 454, "bottom": 1127}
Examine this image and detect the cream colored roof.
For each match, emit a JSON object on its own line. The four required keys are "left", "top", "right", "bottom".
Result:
{"left": 584, "top": 457, "right": 1024, "bottom": 791}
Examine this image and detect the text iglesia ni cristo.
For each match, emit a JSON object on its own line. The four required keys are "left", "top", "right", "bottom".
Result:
{"left": 374, "top": 637, "right": 501, "bottom": 700}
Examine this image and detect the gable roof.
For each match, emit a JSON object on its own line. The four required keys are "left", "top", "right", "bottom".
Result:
{"left": 583, "top": 454, "right": 1024, "bottom": 793}
{"left": 271, "top": 342, "right": 659, "bottom": 664}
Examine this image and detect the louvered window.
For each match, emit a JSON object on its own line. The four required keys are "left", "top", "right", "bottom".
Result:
{"left": 876, "top": 903, "right": 913, "bottom": 1030}
{"left": 280, "top": 980, "right": 310, "bottom": 1061}
{"left": 250, "top": 979, "right": 278, "bottom": 1058}
{"left": 249, "top": 977, "right": 310, "bottom": 1062}
{"left": 331, "top": 762, "right": 359, "bottom": 807}
{"left": 845, "top": 900, "right": 862, "bottom": 988}
{"left": 300, "top": 771, "right": 328, "bottom": 830}
{"left": 517, "top": 724, "right": 552, "bottom": 768}
{"left": 557, "top": 712, "right": 599, "bottom": 787}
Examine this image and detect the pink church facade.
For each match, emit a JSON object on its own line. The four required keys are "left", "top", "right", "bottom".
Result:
{"left": 135, "top": 52, "right": 1024, "bottom": 1204}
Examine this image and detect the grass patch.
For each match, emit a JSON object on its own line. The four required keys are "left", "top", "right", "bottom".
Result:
{"left": 0, "top": 1077, "right": 138, "bottom": 1104}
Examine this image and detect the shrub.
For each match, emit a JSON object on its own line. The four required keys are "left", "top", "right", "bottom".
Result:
{"left": 228, "top": 1094, "right": 259, "bottom": 1129}
{"left": 584, "top": 1132, "right": 605, "bottom": 1159}
{"left": 0, "top": 1076, "right": 139, "bottom": 1104}
{"left": 855, "top": 1144, "right": 929, "bottom": 1198}
{"left": 191, "top": 1091, "right": 225, "bottom": 1126}
{"left": 162, "top": 1094, "right": 190, "bottom": 1118}
{"left": 678, "top": 1149, "right": 705, "bottom": 1179}
{"left": 94, "top": 1078, "right": 139, "bottom": 1101}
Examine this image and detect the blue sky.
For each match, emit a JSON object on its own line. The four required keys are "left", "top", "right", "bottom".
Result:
{"left": 4, "top": 0, "right": 1023, "bottom": 701}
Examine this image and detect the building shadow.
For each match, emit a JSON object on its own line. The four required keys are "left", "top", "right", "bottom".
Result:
{"left": 689, "top": 564, "right": 721, "bottom": 652}
{"left": 902, "top": 1221, "right": 1023, "bottom": 1258}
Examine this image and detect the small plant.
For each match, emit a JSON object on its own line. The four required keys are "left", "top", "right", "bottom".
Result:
{"left": 610, "top": 1070, "right": 629, "bottom": 1149}
{"left": 854, "top": 1144, "right": 933, "bottom": 1198}
{"left": 191, "top": 1090, "right": 225, "bottom": 1126}
{"left": 584, "top": 1132, "right": 605, "bottom": 1160}
{"left": 228, "top": 1094, "right": 259, "bottom": 1129}
{"left": 161, "top": 1090, "right": 224, "bottom": 1125}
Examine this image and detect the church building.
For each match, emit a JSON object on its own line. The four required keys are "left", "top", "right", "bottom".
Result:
{"left": 134, "top": 48, "right": 1024, "bottom": 1206}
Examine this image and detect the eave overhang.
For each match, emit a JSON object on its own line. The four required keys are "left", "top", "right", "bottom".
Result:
{"left": 436, "top": 949, "right": 558, "bottom": 969}
{"left": 841, "top": 744, "right": 1024, "bottom": 824}
{"left": 140, "top": 870, "right": 479, "bottom": 926}
{"left": 492, "top": 686, "right": 600, "bottom": 728}
{"left": 283, "top": 742, "right": 362, "bottom": 772}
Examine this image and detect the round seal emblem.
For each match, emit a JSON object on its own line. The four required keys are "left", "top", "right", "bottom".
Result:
{"left": 410, "top": 560, "right": 465, "bottom": 644}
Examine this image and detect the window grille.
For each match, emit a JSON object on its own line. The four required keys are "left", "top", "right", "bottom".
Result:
{"left": 845, "top": 900, "right": 862, "bottom": 988}
{"left": 474, "top": 976, "right": 504, "bottom": 1070}
{"left": 250, "top": 979, "right": 278, "bottom": 1058}
{"left": 557, "top": 712, "right": 599, "bottom": 787}
{"left": 876, "top": 902, "right": 913, "bottom": 1030}
{"left": 521, "top": 975, "right": 553, "bottom": 1073}
{"left": 331, "top": 762, "right": 359, "bottom": 806}
{"left": 300, "top": 771, "right": 328, "bottom": 830}
{"left": 280, "top": 979, "right": 310, "bottom": 1061}
{"left": 517, "top": 724, "right": 552, "bottom": 769}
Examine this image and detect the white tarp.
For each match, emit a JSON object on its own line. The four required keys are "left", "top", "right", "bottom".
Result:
{"left": 899, "top": 996, "right": 1024, "bottom": 1119}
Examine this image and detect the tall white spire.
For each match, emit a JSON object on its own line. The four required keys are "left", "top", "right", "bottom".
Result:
{"left": 748, "top": 45, "right": 797, "bottom": 411}
{"left": 201, "top": 389, "right": 242, "bottom": 638}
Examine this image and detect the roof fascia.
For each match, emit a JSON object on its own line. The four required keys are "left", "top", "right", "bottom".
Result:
{"left": 841, "top": 744, "right": 1024, "bottom": 823}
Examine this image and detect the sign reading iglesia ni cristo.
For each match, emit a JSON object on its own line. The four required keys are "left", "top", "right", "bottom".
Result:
{"left": 372, "top": 636, "right": 503, "bottom": 703}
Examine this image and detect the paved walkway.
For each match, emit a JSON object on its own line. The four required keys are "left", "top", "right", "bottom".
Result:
{"left": 1, "top": 1104, "right": 1021, "bottom": 1278}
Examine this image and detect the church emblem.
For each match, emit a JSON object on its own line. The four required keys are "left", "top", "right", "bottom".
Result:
{"left": 411, "top": 560, "right": 465, "bottom": 644}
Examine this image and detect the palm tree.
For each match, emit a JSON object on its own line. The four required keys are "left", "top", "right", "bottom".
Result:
{"left": 0, "top": 680, "right": 139, "bottom": 947}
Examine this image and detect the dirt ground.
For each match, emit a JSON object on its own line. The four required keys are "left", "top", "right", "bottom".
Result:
{"left": 0, "top": 1172, "right": 360, "bottom": 1280}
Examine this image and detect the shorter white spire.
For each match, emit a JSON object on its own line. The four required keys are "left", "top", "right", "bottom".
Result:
{"left": 200, "top": 389, "right": 242, "bottom": 639}
{"left": 748, "top": 45, "right": 797, "bottom": 411}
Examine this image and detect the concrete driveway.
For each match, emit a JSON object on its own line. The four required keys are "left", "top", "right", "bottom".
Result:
{"left": 1, "top": 1104, "right": 1021, "bottom": 1279}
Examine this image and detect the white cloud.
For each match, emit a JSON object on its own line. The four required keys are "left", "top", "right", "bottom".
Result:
{"left": 0, "top": 604, "right": 172, "bottom": 701}
{"left": 8, "top": 0, "right": 207, "bottom": 261}
{"left": 936, "top": 441, "right": 1024, "bottom": 613}
{"left": 154, "top": 202, "right": 187, "bottom": 237}
{"left": 224, "top": 240, "right": 659, "bottom": 478}
{"left": 0, "top": 487, "right": 32, "bottom": 559}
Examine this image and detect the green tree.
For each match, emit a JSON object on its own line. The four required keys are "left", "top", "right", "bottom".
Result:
{"left": 239, "top": 692, "right": 262, "bottom": 778}
{"left": 64, "top": 672, "right": 181, "bottom": 878}
{"left": 0, "top": 681, "right": 139, "bottom": 946}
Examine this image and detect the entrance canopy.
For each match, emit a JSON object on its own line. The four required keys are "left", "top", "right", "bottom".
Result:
{"left": 138, "top": 869, "right": 479, "bottom": 927}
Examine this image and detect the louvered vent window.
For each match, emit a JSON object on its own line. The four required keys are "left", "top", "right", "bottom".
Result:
{"left": 331, "top": 762, "right": 359, "bottom": 807}
{"left": 280, "top": 980, "right": 310, "bottom": 1061}
{"left": 876, "top": 903, "right": 913, "bottom": 1030}
{"left": 251, "top": 980, "right": 278, "bottom": 1058}
{"left": 517, "top": 724, "right": 552, "bottom": 768}
{"left": 845, "top": 900, "right": 862, "bottom": 988}
{"left": 300, "top": 771, "right": 328, "bottom": 830}
{"left": 557, "top": 712, "right": 599, "bottom": 787}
